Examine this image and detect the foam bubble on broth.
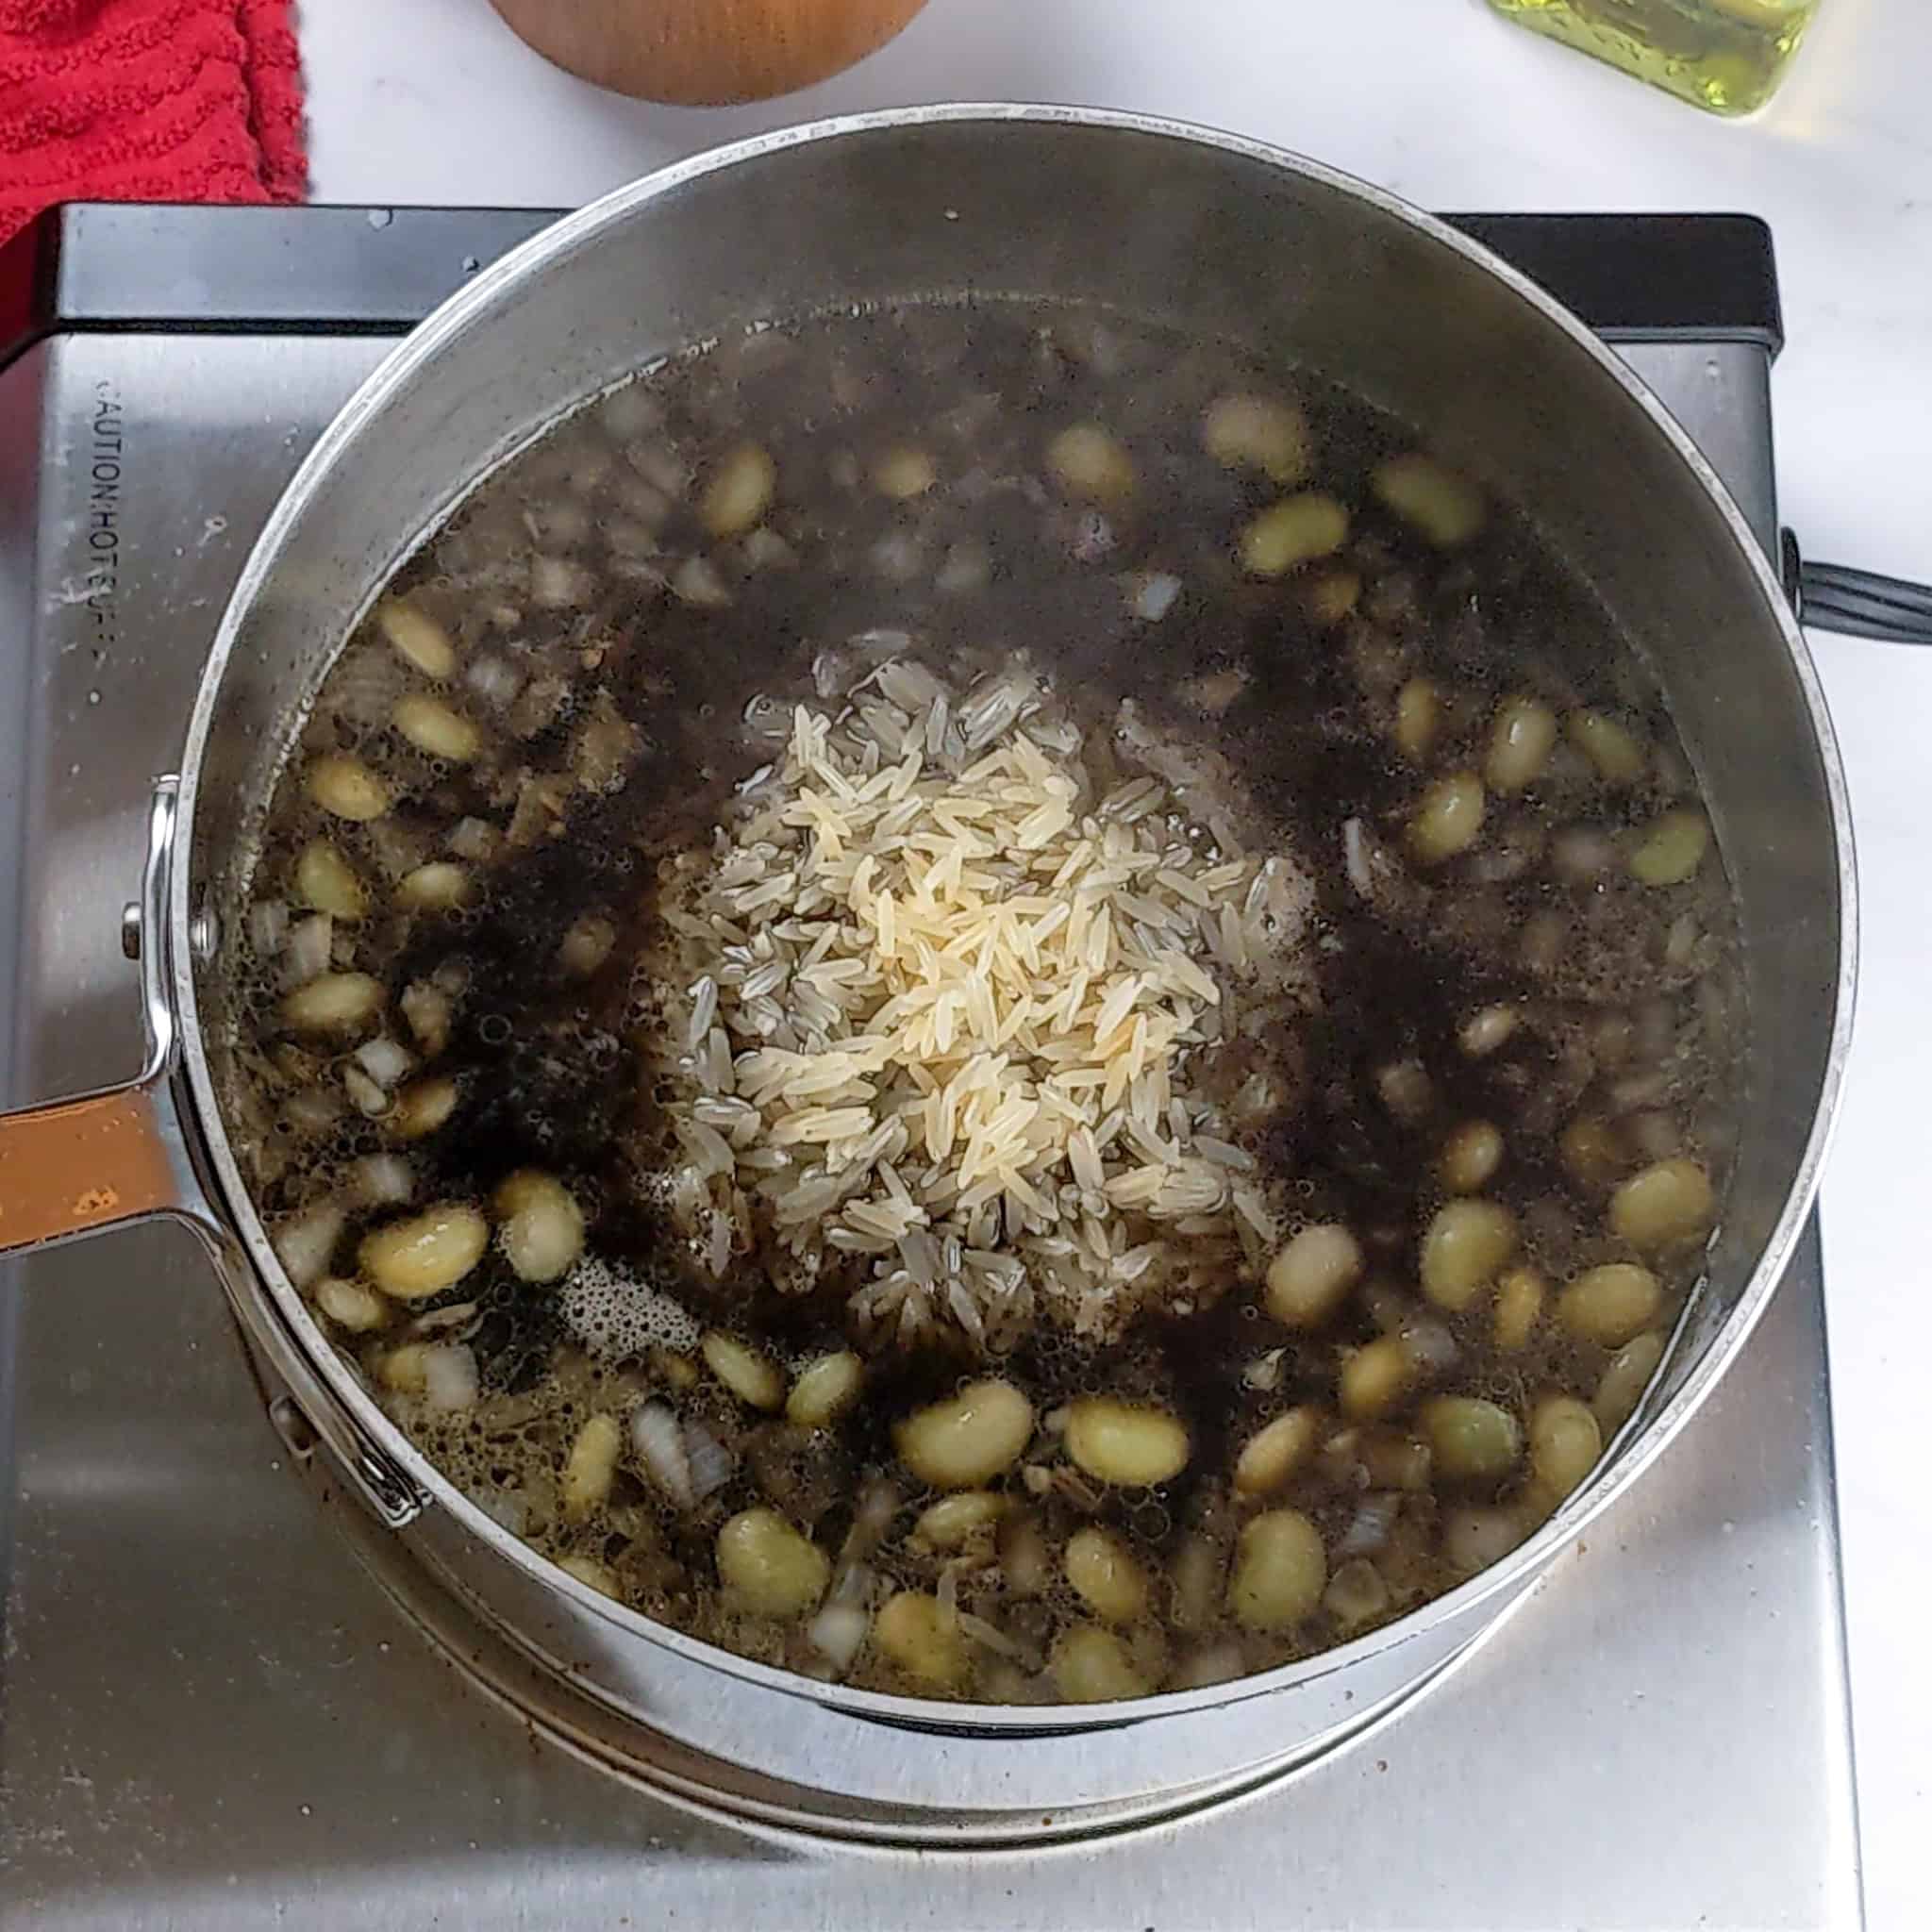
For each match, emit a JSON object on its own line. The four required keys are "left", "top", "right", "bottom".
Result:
{"left": 559, "top": 1257, "right": 704, "bottom": 1362}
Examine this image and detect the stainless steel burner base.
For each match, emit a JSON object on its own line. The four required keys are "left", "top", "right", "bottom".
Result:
{"left": 0, "top": 261, "right": 1860, "bottom": 1927}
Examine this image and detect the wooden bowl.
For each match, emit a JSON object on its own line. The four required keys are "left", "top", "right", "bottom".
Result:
{"left": 488, "top": 0, "right": 931, "bottom": 106}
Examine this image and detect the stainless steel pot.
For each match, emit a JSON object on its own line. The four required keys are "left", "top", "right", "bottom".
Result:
{"left": 0, "top": 107, "right": 1858, "bottom": 1839}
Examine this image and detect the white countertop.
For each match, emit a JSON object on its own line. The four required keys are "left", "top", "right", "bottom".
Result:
{"left": 300, "top": 1, "right": 1932, "bottom": 1921}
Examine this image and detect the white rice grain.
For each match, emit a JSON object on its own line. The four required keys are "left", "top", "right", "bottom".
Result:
{"left": 650, "top": 659, "right": 1308, "bottom": 1349}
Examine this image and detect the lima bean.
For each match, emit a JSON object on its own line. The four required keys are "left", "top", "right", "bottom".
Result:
{"left": 359, "top": 1203, "right": 489, "bottom": 1301}
{"left": 1372, "top": 453, "right": 1485, "bottom": 547}
{"left": 493, "top": 1170, "right": 585, "bottom": 1284}
{"left": 1420, "top": 1199, "right": 1517, "bottom": 1311}
{"left": 1063, "top": 1397, "right": 1190, "bottom": 1487}
{"left": 1609, "top": 1158, "right": 1715, "bottom": 1253}
{"left": 874, "top": 1590, "right": 969, "bottom": 1689}
{"left": 1064, "top": 1526, "right": 1150, "bottom": 1624}
{"left": 1051, "top": 1624, "right": 1150, "bottom": 1703}
{"left": 895, "top": 1379, "right": 1034, "bottom": 1489}
{"left": 716, "top": 1507, "right": 829, "bottom": 1619}
{"left": 1264, "top": 1224, "right": 1362, "bottom": 1328}
{"left": 1229, "top": 1509, "right": 1327, "bottom": 1630}
{"left": 1557, "top": 1263, "right": 1662, "bottom": 1347}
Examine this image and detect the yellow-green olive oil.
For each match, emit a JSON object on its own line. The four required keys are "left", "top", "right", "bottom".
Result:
{"left": 1488, "top": 0, "right": 1821, "bottom": 115}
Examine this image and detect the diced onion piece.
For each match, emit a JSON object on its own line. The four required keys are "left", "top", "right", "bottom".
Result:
{"left": 631, "top": 1400, "right": 693, "bottom": 1509}
{"left": 808, "top": 1600, "right": 872, "bottom": 1674}
{"left": 281, "top": 913, "right": 334, "bottom": 988}
{"left": 399, "top": 980, "right": 452, "bottom": 1056}
{"left": 354, "top": 1035, "right": 412, "bottom": 1091}
{"left": 349, "top": 1152, "right": 415, "bottom": 1208}
{"left": 421, "top": 1342, "right": 479, "bottom": 1412}
{"left": 343, "top": 1064, "right": 392, "bottom": 1119}
{"left": 247, "top": 899, "right": 289, "bottom": 957}
{"left": 274, "top": 1201, "right": 343, "bottom": 1289}
{"left": 683, "top": 1420, "right": 735, "bottom": 1502}
{"left": 464, "top": 654, "right": 524, "bottom": 710}
{"left": 1125, "top": 571, "right": 1182, "bottom": 623}
{"left": 315, "top": 1276, "right": 388, "bottom": 1332}
{"left": 530, "top": 556, "right": 597, "bottom": 608}
{"left": 671, "top": 556, "right": 730, "bottom": 608}
{"left": 447, "top": 815, "right": 500, "bottom": 862}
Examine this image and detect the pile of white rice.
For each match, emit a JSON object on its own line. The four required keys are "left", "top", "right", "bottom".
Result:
{"left": 655, "top": 655, "right": 1313, "bottom": 1350}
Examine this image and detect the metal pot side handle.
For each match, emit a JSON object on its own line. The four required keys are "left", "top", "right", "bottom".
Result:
{"left": 0, "top": 775, "right": 429, "bottom": 1528}
{"left": 0, "top": 778, "right": 217, "bottom": 1259}
{"left": 1786, "top": 533, "right": 1932, "bottom": 646}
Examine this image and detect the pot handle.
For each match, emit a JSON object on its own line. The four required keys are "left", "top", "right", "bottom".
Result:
{"left": 0, "top": 778, "right": 219, "bottom": 1258}
{"left": 1785, "top": 534, "right": 1932, "bottom": 646}
{"left": 0, "top": 777, "right": 429, "bottom": 1529}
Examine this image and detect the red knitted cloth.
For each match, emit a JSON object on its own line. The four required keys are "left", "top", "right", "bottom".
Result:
{"left": 0, "top": 0, "right": 307, "bottom": 245}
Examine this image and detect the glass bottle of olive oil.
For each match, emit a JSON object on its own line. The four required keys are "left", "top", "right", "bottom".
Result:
{"left": 1487, "top": 0, "right": 1821, "bottom": 115}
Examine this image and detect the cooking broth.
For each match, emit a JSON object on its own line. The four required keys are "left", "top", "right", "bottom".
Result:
{"left": 230, "top": 302, "right": 1740, "bottom": 1704}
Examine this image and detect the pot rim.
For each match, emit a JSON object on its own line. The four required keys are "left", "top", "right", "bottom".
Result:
{"left": 172, "top": 101, "right": 1858, "bottom": 1735}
